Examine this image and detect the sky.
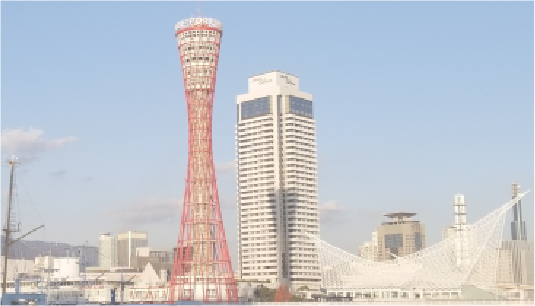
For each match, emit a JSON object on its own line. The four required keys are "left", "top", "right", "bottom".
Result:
{"left": 1, "top": 2, "right": 533, "bottom": 265}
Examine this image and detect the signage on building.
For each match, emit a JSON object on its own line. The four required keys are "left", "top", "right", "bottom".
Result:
{"left": 252, "top": 77, "right": 272, "bottom": 85}
{"left": 280, "top": 74, "right": 295, "bottom": 85}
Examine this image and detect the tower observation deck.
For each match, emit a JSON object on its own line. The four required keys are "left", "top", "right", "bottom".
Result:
{"left": 169, "top": 17, "right": 237, "bottom": 302}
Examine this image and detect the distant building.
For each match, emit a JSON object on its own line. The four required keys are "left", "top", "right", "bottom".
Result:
{"left": 442, "top": 194, "right": 472, "bottom": 268}
{"left": 511, "top": 183, "right": 527, "bottom": 241}
{"left": 117, "top": 231, "right": 148, "bottom": 268}
{"left": 0, "top": 257, "right": 35, "bottom": 281}
{"left": 358, "top": 231, "right": 378, "bottom": 261}
{"left": 99, "top": 232, "right": 118, "bottom": 268}
{"left": 53, "top": 257, "right": 80, "bottom": 279}
{"left": 376, "top": 213, "right": 425, "bottom": 261}
{"left": 504, "top": 183, "right": 533, "bottom": 286}
{"left": 501, "top": 240, "right": 534, "bottom": 286}
{"left": 130, "top": 247, "right": 174, "bottom": 271}
{"left": 135, "top": 247, "right": 174, "bottom": 264}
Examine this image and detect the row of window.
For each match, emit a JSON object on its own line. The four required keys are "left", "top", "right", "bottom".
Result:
{"left": 242, "top": 247, "right": 278, "bottom": 253}
{"left": 289, "top": 96, "right": 314, "bottom": 118}
{"left": 242, "top": 229, "right": 277, "bottom": 235}
{"left": 241, "top": 221, "right": 276, "bottom": 227}
{"left": 237, "top": 117, "right": 273, "bottom": 128}
{"left": 241, "top": 96, "right": 271, "bottom": 120}
{"left": 238, "top": 142, "right": 273, "bottom": 150}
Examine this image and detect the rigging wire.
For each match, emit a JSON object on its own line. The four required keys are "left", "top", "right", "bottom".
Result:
{"left": 17, "top": 174, "right": 46, "bottom": 229}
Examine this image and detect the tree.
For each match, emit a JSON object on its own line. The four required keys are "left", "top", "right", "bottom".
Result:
{"left": 274, "top": 285, "right": 292, "bottom": 302}
{"left": 254, "top": 285, "right": 275, "bottom": 302}
{"left": 297, "top": 285, "right": 309, "bottom": 291}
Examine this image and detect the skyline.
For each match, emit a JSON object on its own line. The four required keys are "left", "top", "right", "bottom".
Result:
{"left": 1, "top": 1, "right": 533, "bottom": 266}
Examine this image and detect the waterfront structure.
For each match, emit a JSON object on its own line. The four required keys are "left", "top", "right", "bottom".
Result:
{"left": 511, "top": 183, "right": 527, "bottom": 240}
{"left": 236, "top": 71, "right": 321, "bottom": 291}
{"left": 317, "top": 192, "right": 530, "bottom": 299}
{"left": 98, "top": 232, "right": 118, "bottom": 268}
{"left": 170, "top": 17, "right": 237, "bottom": 302}
{"left": 117, "top": 231, "right": 148, "bottom": 268}
{"left": 376, "top": 212, "right": 425, "bottom": 261}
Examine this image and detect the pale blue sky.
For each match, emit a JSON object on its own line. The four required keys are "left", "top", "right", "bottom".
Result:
{"left": 2, "top": 2, "right": 533, "bottom": 264}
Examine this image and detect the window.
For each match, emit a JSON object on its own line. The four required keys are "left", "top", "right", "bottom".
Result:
{"left": 289, "top": 96, "right": 313, "bottom": 118}
{"left": 385, "top": 234, "right": 403, "bottom": 256}
{"left": 414, "top": 232, "right": 423, "bottom": 250}
{"left": 241, "top": 97, "right": 271, "bottom": 120}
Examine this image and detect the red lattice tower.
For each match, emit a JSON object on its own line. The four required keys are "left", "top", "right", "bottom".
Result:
{"left": 169, "top": 17, "right": 237, "bottom": 303}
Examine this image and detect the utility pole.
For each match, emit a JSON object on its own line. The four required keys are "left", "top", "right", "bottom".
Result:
{"left": 2, "top": 156, "right": 20, "bottom": 293}
{"left": 81, "top": 243, "right": 86, "bottom": 303}
{"left": 120, "top": 257, "right": 124, "bottom": 304}
{"left": 47, "top": 248, "right": 51, "bottom": 304}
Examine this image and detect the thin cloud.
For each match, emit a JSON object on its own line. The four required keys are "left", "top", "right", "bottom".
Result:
{"left": 215, "top": 161, "right": 235, "bottom": 174}
{"left": 319, "top": 200, "right": 347, "bottom": 224}
{"left": 106, "top": 198, "right": 182, "bottom": 226}
{"left": 49, "top": 170, "right": 67, "bottom": 178}
{"left": 1, "top": 128, "right": 77, "bottom": 162}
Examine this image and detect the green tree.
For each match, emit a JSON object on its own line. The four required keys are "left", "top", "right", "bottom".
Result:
{"left": 297, "top": 285, "right": 309, "bottom": 291}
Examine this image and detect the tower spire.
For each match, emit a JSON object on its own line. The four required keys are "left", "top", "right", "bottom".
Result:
{"left": 511, "top": 182, "right": 527, "bottom": 240}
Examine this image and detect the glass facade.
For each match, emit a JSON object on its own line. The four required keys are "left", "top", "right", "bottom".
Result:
{"left": 241, "top": 97, "right": 271, "bottom": 119}
{"left": 415, "top": 232, "right": 422, "bottom": 250}
{"left": 385, "top": 234, "right": 403, "bottom": 257}
{"left": 385, "top": 234, "right": 403, "bottom": 249}
{"left": 289, "top": 96, "right": 313, "bottom": 118}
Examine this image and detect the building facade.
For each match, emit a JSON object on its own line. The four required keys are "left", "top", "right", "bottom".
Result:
{"left": 442, "top": 194, "right": 473, "bottom": 268}
{"left": 99, "top": 232, "right": 118, "bottom": 268}
{"left": 511, "top": 183, "right": 527, "bottom": 241}
{"left": 358, "top": 231, "right": 378, "bottom": 261}
{"left": 376, "top": 213, "right": 425, "bottom": 261}
{"left": 236, "top": 71, "right": 321, "bottom": 291}
{"left": 501, "top": 240, "right": 534, "bottom": 286}
{"left": 117, "top": 231, "right": 148, "bottom": 268}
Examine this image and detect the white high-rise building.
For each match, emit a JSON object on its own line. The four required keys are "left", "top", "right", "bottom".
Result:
{"left": 236, "top": 71, "right": 321, "bottom": 291}
{"left": 98, "top": 232, "right": 118, "bottom": 268}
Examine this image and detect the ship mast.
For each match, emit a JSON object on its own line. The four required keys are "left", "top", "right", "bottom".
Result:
{"left": 3, "top": 156, "right": 19, "bottom": 293}
{"left": 2, "top": 157, "right": 44, "bottom": 294}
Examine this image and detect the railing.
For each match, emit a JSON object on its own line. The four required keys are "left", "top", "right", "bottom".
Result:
{"left": 252, "top": 300, "right": 534, "bottom": 305}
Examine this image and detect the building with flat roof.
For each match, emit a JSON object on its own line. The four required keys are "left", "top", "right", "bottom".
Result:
{"left": 117, "top": 231, "right": 148, "bottom": 268}
{"left": 358, "top": 230, "right": 378, "bottom": 261}
{"left": 236, "top": 71, "right": 321, "bottom": 291}
{"left": 377, "top": 212, "right": 425, "bottom": 261}
{"left": 99, "top": 232, "right": 118, "bottom": 268}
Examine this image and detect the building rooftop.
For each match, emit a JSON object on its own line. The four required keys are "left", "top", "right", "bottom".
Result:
{"left": 384, "top": 212, "right": 416, "bottom": 219}
{"left": 249, "top": 70, "right": 299, "bottom": 79}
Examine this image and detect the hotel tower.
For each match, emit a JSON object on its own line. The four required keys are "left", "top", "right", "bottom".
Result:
{"left": 236, "top": 71, "right": 322, "bottom": 291}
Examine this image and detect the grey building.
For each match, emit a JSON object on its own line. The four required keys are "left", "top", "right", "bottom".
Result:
{"left": 117, "top": 231, "right": 148, "bottom": 268}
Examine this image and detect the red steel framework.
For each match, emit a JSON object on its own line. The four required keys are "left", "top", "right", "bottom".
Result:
{"left": 169, "top": 17, "right": 238, "bottom": 303}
